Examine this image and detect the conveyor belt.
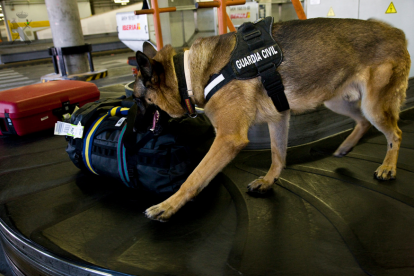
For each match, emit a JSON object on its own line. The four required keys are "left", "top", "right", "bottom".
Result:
{"left": 0, "top": 107, "right": 414, "bottom": 276}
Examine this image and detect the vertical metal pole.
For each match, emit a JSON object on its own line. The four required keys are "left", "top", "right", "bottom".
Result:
{"left": 213, "top": 7, "right": 218, "bottom": 35}
{"left": 87, "top": 52, "right": 95, "bottom": 72}
{"left": 193, "top": 10, "right": 199, "bottom": 32}
{"left": 1, "top": 1, "right": 12, "bottom": 41}
{"left": 45, "top": 0, "right": 89, "bottom": 75}
{"left": 89, "top": 0, "right": 95, "bottom": 15}
{"left": 51, "top": 48, "right": 60, "bottom": 74}
{"left": 151, "top": 0, "right": 163, "bottom": 50}
{"left": 57, "top": 48, "right": 67, "bottom": 77}
{"left": 181, "top": 11, "right": 187, "bottom": 47}
{"left": 52, "top": 56, "right": 59, "bottom": 74}
{"left": 278, "top": 4, "right": 282, "bottom": 22}
{"left": 86, "top": 44, "right": 94, "bottom": 72}
{"left": 49, "top": 48, "right": 60, "bottom": 74}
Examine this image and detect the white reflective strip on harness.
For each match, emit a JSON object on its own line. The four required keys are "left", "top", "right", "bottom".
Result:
{"left": 183, "top": 50, "right": 193, "bottom": 97}
{"left": 204, "top": 74, "right": 225, "bottom": 98}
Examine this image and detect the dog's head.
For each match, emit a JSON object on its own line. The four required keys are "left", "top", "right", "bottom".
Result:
{"left": 134, "top": 44, "right": 187, "bottom": 118}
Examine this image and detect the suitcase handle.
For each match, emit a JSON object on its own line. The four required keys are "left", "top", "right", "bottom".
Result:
{"left": 0, "top": 113, "right": 17, "bottom": 135}
{"left": 52, "top": 101, "right": 79, "bottom": 120}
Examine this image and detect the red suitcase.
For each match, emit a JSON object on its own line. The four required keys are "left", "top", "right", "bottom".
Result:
{"left": 0, "top": 80, "right": 100, "bottom": 136}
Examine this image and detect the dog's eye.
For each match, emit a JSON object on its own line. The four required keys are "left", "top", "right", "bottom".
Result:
{"left": 144, "top": 80, "right": 152, "bottom": 88}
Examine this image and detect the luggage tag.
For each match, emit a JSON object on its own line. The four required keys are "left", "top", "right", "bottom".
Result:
{"left": 115, "top": 117, "right": 127, "bottom": 127}
{"left": 54, "top": 121, "right": 84, "bottom": 139}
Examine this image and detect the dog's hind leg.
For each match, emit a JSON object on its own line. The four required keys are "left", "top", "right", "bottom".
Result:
{"left": 360, "top": 63, "right": 408, "bottom": 180}
{"left": 324, "top": 93, "right": 371, "bottom": 157}
{"left": 247, "top": 110, "right": 290, "bottom": 194}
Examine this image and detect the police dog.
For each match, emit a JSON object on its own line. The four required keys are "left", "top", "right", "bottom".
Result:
{"left": 134, "top": 18, "right": 411, "bottom": 222}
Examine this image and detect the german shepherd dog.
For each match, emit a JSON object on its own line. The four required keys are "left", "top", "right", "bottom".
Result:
{"left": 134, "top": 18, "right": 411, "bottom": 222}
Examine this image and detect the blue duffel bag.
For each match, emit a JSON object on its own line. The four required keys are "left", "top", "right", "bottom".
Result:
{"left": 66, "top": 97, "right": 214, "bottom": 196}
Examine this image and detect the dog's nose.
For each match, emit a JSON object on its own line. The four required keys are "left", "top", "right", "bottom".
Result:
{"left": 133, "top": 96, "right": 146, "bottom": 104}
{"left": 133, "top": 80, "right": 147, "bottom": 98}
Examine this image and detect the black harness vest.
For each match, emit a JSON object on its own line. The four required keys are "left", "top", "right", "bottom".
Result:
{"left": 205, "top": 17, "right": 289, "bottom": 112}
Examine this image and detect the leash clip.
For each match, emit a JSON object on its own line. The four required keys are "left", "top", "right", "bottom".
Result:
{"left": 188, "top": 112, "right": 198, "bottom": 119}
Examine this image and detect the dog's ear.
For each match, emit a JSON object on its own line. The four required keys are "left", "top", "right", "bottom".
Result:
{"left": 136, "top": 51, "right": 153, "bottom": 81}
{"left": 136, "top": 51, "right": 163, "bottom": 86}
{"left": 143, "top": 42, "right": 157, "bottom": 59}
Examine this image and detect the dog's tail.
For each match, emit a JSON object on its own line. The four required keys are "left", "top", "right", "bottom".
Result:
{"left": 368, "top": 18, "right": 410, "bottom": 110}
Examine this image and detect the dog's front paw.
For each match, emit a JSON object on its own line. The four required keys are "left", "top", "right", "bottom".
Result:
{"left": 247, "top": 177, "right": 274, "bottom": 194}
{"left": 145, "top": 202, "right": 175, "bottom": 222}
{"left": 333, "top": 147, "right": 354, "bottom": 157}
{"left": 374, "top": 165, "right": 396, "bottom": 180}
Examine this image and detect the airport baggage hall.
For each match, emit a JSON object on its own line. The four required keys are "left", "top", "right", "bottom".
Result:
{"left": 0, "top": 0, "right": 413, "bottom": 275}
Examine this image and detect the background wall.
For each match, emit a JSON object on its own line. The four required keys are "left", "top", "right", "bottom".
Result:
{"left": 3, "top": 1, "right": 91, "bottom": 40}
{"left": 36, "top": 2, "right": 142, "bottom": 39}
{"left": 306, "top": 0, "right": 414, "bottom": 78}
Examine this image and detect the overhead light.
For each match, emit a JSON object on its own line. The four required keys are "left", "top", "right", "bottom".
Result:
{"left": 0, "top": 14, "right": 3, "bottom": 17}
{"left": 114, "top": 0, "right": 130, "bottom": 3}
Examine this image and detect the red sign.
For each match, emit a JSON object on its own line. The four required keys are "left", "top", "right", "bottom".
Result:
{"left": 230, "top": 12, "right": 250, "bottom": 19}
{"left": 122, "top": 23, "right": 141, "bottom": 30}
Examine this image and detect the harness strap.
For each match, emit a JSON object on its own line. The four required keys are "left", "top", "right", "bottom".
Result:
{"left": 173, "top": 52, "right": 197, "bottom": 118}
{"left": 257, "top": 63, "right": 289, "bottom": 111}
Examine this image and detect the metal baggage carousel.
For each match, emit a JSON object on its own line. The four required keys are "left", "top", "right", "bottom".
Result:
{"left": 1, "top": 86, "right": 414, "bottom": 275}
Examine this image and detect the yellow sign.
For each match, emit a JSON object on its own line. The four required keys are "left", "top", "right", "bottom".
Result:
{"left": 327, "top": 7, "right": 335, "bottom": 17}
{"left": 8, "top": 20, "right": 50, "bottom": 29}
{"left": 11, "top": 33, "right": 20, "bottom": 40}
{"left": 385, "top": 2, "right": 397, "bottom": 14}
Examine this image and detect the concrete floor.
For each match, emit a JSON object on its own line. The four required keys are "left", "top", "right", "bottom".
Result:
{"left": 0, "top": 51, "right": 135, "bottom": 92}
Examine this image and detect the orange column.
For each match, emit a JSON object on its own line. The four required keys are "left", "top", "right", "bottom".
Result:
{"left": 151, "top": 0, "right": 163, "bottom": 50}
{"left": 291, "top": 0, "right": 307, "bottom": 20}
{"left": 217, "top": 0, "right": 227, "bottom": 34}
{"left": 226, "top": 14, "right": 236, "bottom": 32}
{"left": 135, "top": 5, "right": 176, "bottom": 51}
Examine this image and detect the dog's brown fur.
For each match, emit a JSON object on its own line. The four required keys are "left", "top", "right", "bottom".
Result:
{"left": 134, "top": 18, "right": 411, "bottom": 222}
